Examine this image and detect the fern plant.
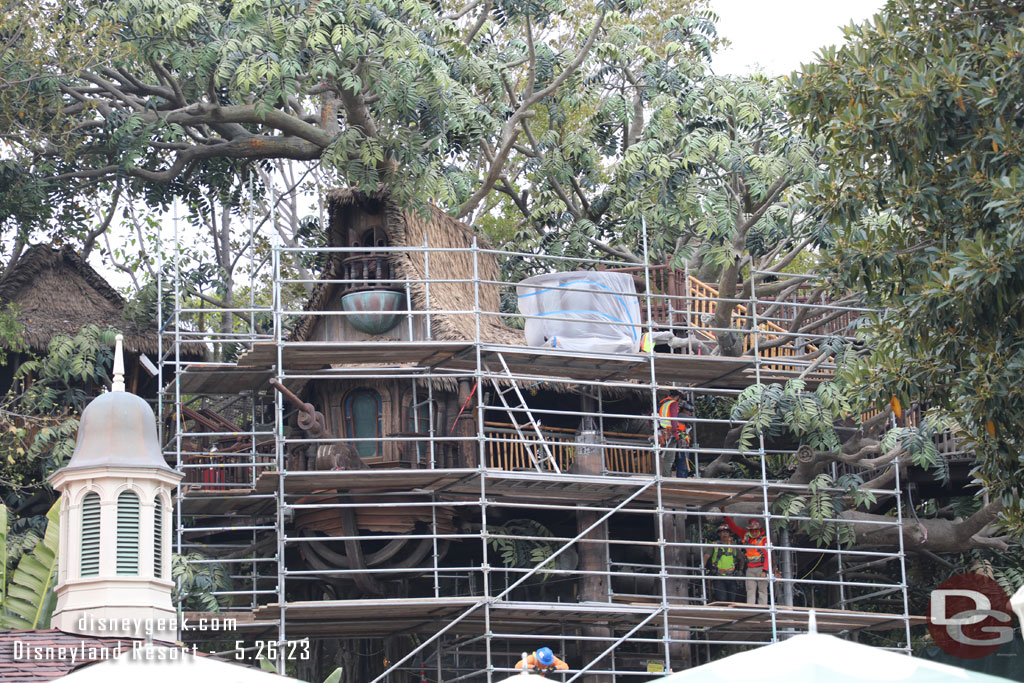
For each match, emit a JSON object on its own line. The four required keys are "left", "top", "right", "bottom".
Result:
{"left": 487, "top": 519, "right": 559, "bottom": 580}
{"left": 1, "top": 325, "right": 117, "bottom": 497}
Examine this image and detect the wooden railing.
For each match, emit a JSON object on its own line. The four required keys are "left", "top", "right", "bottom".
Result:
{"left": 339, "top": 254, "right": 401, "bottom": 293}
{"left": 483, "top": 422, "right": 653, "bottom": 475}
{"left": 686, "top": 274, "right": 816, "bottom": 374}
{"left": 182, "top": 452, "right": 276, "bottom": 488}
{"left": 601, "top": 263, "right": 834, "bottom": 375}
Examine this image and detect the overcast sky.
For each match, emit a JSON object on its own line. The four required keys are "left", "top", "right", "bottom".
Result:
{"left": 708, "top": 0, "right": 886, "bottom": 76}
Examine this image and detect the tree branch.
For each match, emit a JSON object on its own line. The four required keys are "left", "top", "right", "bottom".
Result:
{"left": 81, "top": 184, "right": 123, "bottom": 258}
{"left": 457, "top": 12, "right": 606, "bottom": 218}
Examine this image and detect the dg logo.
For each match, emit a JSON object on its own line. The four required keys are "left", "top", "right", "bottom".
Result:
{"left": 928, "top": 573, "right": 1015, "bottom": 659}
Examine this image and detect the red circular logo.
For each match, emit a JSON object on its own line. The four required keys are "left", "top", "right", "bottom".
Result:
{"left": 927, "top": 573, "right": 1013, "bottom": 659}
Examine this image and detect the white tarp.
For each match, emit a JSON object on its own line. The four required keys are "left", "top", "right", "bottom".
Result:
{"left": 517, "top": 271, "right": 642, "bottom": 354}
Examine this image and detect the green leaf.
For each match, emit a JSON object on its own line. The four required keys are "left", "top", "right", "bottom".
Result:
{"left": 0, "top": 499, "right": 59, "bottom": 629}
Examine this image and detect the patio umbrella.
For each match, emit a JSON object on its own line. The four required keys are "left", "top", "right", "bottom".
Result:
{"left": 57, "top": 643, "right": 300, "bottom": 682}
{"left": 655, "top": 632, "right": 1015, "bottom": 682}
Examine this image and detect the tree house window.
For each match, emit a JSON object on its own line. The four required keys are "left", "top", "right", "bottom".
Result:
{"left": 345, "top": 389, "right": 383, "bottom": 458}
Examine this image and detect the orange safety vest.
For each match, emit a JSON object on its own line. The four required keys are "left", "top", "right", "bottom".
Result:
{"left": 658, "top": 397, "right": 690, "bottom": 442}
{"left": 744, "top": 532, "right": 767, "bottom": 567}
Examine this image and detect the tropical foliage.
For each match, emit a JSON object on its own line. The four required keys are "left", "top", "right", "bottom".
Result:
{"left": 789, "top": 0, "right": 1024, "bottom": 524}
{"left": 487, "top": 518, "right": 560, "bottom": 579}
{"left": 0, "top": 500, "right": 60, "bottom": 628}
{"left": 172, "top": 552, "right": 233, "bottom": 612}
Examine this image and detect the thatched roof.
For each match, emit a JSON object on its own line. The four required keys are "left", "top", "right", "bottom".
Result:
{"left": 0, "top": 246, "right": 159, "bottom": 355}
{"left": 291, "top": 189, "right": 525, "bottom": 345}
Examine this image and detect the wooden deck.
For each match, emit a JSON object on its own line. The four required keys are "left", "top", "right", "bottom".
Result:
{"left": 219, "top": 342, "right": 823, "bottom": 389}
{"left": 239, "top": 598, "right": 921, "bottom": 639}
{"left": 180, "top": 468, "right": 896, "bottom": 516}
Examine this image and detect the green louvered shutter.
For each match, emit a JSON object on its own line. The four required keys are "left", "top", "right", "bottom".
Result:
{"left": 153, "top": 496, "right": 163, "bottom": 579}
{"left": 80, "top": 493, "right": 101, "bottom": 577}
{"left": 116, "top": 491, "right": 140, "bottom": 575}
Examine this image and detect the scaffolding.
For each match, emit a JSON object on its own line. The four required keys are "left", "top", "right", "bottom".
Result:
{"left": 159, "top": 210, "right": 919, "bottom": 682}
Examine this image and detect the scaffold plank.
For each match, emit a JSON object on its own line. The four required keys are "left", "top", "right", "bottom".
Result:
{"left": 171, "top": 364, "right": 275, "bottom": 393}
{"left": 251, "top": 468, "right": 481, "bottom": 494}
{"left": 231, "top": 341, "right": 793, "bottom": 388}
{"left": 178, "top": 488, "right": 277, "bottom": 516}
{"left": 233, "top": 469, "right": 783, "bottom": 509}
{"left": 236, "top": 341, "right": 474, "bottom": 369}
{"left": 251, "top": 598, "right": 922, "bottom": 639}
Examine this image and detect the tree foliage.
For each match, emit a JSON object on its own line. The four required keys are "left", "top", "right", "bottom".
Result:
{"left": 487, "top": 518, "right": 560, "bottom": 580}
{"left": 0, "top": 0, "right": 835, "bottom": 359}
{"left": 0, "top": 0, "right": 698, "bottom": 223}
{"left": 1, "top": 325, "right": 117, "bottom": 510}
{"left": 789, "top": 0, "right": 1024, "bottom": 517}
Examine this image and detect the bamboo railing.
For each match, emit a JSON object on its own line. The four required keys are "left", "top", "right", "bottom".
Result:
{"left": 604, "top": 263, "right": 823, "bottom": 374}
{"left": 484, "top": 422, "right": 653, "bottom": 475}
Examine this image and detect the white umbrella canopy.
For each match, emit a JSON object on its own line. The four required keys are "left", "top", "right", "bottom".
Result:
{"left": 57, "top": 643, "right": 301, "bottom": 682}
{"left": 494, "top": 674, "right": 554, "bottom": 683}
{"left": 655, "top": 633, "right": 1015, "bottom": 683}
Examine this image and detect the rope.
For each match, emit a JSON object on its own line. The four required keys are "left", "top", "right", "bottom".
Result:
{"left": 449, "top": 380, "right": 479, "bottom": 434}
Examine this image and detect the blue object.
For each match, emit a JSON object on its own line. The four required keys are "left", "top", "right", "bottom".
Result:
{"left": 536, "top": 647, "right": 555, "bottom": 667}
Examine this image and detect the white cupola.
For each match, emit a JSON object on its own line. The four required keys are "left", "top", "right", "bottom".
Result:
{"left": 48, "top": 334, "right": 183, "bottom": 641}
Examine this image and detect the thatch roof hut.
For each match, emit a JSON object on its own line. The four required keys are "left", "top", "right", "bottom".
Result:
{"left": 0, "top": 245, "right": 160, "bottom": 354}
{"left": 291, "top": 189, "right": 524, "bottom": 345}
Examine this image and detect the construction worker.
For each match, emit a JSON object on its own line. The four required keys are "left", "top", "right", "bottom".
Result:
{"left": 516, "top": 647, "right": 569, "bottom": 676}
{"left": 703, "top": 523, "right": 745, "bottom": 603}
{"left": 657, "top": 391, "right": 695, "bottom": 477}
{"left": 725, "top": 516, "right": 777, "bottom": 604}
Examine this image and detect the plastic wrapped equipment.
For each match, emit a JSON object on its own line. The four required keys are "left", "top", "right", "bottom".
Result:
{"left": 517, "top": 271, "right": 642, "bottom": 354}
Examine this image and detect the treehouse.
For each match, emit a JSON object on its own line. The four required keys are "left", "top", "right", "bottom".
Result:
{"left": 169, "top": 193, "right": 923, "bottom": 683}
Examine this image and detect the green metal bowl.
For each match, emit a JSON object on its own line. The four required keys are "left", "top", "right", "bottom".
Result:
{"left": 340, "top": 290, "right": 406, "bottom": 335}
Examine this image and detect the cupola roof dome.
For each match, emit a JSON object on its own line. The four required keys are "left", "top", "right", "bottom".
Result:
{"left": 61, "top": 333, "right": 172, "bottom": 473}
{"left": 64, "top": 390, "right": 171, "bottom": 471}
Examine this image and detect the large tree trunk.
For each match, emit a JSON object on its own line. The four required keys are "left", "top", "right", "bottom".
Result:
{"left": 663, "top": 512, "right": 692, "bottom": 670}
{"left": 572, "top": 410, "right": 612, "bottom": 683}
